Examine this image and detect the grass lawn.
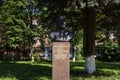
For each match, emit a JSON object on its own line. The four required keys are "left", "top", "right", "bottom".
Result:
{"left": 0, "top": 60, "right": 120, "bottom": 80}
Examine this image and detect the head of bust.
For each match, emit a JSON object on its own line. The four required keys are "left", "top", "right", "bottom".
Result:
{"left": 56, "top": 15, "right": 66, "bottom": 30}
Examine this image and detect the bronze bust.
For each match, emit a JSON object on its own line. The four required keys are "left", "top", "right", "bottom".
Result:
{"left": 49, "top": 16, "right": 73, "bottom": 42}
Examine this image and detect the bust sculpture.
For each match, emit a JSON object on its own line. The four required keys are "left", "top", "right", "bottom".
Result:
{"left": 49, "top": 16, "right": 73, "bottom": 42}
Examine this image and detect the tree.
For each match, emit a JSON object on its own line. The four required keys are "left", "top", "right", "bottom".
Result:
{"left": 95, "top": 0, "right": 120, "bottom": 62}
{"left": 82, "top": 0, "right": 96, "bottom": 74}
{"left": 97, "top": 0, "right": 120, "bottom": 44}
{"left": 0, "top": 0, "right": 39, "bottom": 61}
{"left": 82, "top": 0, "right": 120, "bottom": 74}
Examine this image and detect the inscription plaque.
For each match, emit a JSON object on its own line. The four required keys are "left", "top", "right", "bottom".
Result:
{"left": 52, "top": 42, "right": 70, "bottom": 80}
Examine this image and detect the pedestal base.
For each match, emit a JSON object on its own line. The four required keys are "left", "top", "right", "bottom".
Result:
{"left": 52, "top": 42, "right": 70, "bottom": 80}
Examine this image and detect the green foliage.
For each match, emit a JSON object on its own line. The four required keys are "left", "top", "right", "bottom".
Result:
{"left": 71, "top": 30, "right": 82, "bottom": 44}
{"left": 95, "top": 0, "right": 120, "bottom": 62}
{"left": 96, "top": 31, "right": 103, "bottom": 40}
{"left": 70, "top": 29, "right": 83, "bottom": 60}
{"left": 2, "top": 26, "right": 23, "bottom": 47}
{"left": 75, "top": 52, "right": 83, "bottom": 61}
{"left": 0, "top": 0, "right": 39, "bottom": 48}
{"left": 96, "top": 42, "right": 120, "bottom": 62}
{"left": 97, "top": 0, "right": 120, "bottom": 30}
{"left": 0, "top": 0, "right": 120, "bottom": 62}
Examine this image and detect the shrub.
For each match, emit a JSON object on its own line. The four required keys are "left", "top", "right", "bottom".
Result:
{"left": 96, "top": 42, "right": 120, "bottom": 62}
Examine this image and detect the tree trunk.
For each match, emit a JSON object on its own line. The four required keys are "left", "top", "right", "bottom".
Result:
{"left": 31, "top": 47, "right": 35, "bottom": 63}
{"left": 83, "top": 6, "right": 96, "bottom": 74}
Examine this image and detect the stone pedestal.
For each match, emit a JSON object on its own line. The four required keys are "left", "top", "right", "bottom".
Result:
{"left": 52, "top": 42, "right": 70, "bottom": 80}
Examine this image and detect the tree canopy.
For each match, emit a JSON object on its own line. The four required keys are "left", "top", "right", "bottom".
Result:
{"left": 0, "top": 0, "right": 120, "bottom": 61}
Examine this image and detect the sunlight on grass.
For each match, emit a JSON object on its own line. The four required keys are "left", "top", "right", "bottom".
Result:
{"left": 0, "top": 60, "right": 120, "bottom": 80}
{"left": 0, "top": 77, "right": 17, "bottom": 80}
{"left": 72, "top": 66, "right": 84, "bottom": 70}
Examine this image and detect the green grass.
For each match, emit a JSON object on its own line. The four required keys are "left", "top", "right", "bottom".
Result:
{"left": 0, "top": 60, "right": 120, "bottom": 80}
{"left": 70, "top": 61, "right": 120, "bottom": 80}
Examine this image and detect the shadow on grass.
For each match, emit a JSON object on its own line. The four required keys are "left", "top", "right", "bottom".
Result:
{"left": 0, "top": 60, "right": 120, "bottom": 80}
{"left": 0, "top": 61, "right": 52, "bottom": 80}
{"left": 96, "top": 61, "right": 120, "bottom": 70}
{"left": 70, "top": 61, "right": 119, "bottom": 78}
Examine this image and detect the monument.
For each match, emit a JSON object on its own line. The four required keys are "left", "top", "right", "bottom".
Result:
{"left": 49, "top": 15, "right": 73, "bottom": 80}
